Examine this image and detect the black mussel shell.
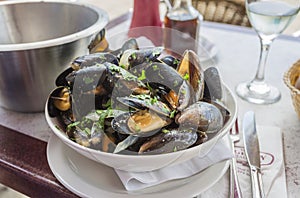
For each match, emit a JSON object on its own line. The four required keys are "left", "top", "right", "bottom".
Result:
{"left": 138, "top": 129, "right": 198, "bottom": 154}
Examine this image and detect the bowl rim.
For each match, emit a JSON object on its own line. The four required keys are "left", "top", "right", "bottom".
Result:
{"left": 45, "top": 83, "right": 238, "bottom": 159}
{"left": 0, "top": 0, "right": 109, "bottom": 51}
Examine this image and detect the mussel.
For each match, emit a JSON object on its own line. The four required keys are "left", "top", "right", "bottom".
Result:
{"left": 71, "top": 53, "right": 119, "bottom": 70}
{"left": 119, "top": 47, "right": 164, "bottom": 69}
{"left": 203, "top": 67, "right": 223, "bottom": 101}
{"left": 112, "top": 110, "right": 172, "bottom": 137}
{"left": 138, "top": 129, "right": 198, "bottom": 154}
{"left": 112, "top": 95, "right": 172, "bottom": 137}
{"left": 159, "top": 55, "right": 180, "bottom": 69}
{"left": 142, "top": 62, "right": 194, "bottom": 111}
{"left": 48, "top": 86, "right": 71, "bottom": 117}
{"left": 176, "top": 101, "right": 224, "bottom": 134}
{"left": 177, "top": 50, "right": 205, "bottom": 101}
{"left": 47, "top": 38, "right": 232, "bottom": 155}
{"left": 111, "top": 38, "right": 139, "bottom": 59}
{"left": 88, "top": 28, "right": 108, "bottom": 53}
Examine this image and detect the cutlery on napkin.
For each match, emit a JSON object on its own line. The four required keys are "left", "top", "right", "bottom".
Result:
{"left": 237, "top": 126, "right": 287, "bottom": 198}
{"left": 199, "top": 126, "right": 287, "bottom": 198}
{"left": 115, "top": 135, "right": 233, "bottom": 191}
{"left": 243, "top": 111, "right": 265, "bottom": 198}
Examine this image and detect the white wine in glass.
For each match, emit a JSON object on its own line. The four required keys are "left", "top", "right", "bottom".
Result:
{"left": 235, "top": 0, "right": 300, "bottom": 104}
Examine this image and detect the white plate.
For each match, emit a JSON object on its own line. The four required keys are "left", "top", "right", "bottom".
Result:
{"left": 47, "top": 135, "right": 230, "bottom": 198}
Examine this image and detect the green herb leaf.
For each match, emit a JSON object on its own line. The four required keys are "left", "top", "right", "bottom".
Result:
{"left": 162, "top": 128, "right": 170, "bottom": 133}
{"left": 183, "top": 73, "right": 189, "bottom": 81}
{"left": 152, "top": 65, "right": 158, "bottom": 71}
{"left": 131, "top": 52, "right": 137, "bottom": 60}
{"left": 170, "top": 110, "right": 176, "bottom": 118}
{"left": 138, "top": 69, "right": 146, "bottom": 81}
{"left": 173, "top": 146, "right": 177, "bottom": 152}
{"left": 83, "top": 77, "right": 94, "bottom": 84}
{"left": 67, "top": 121, "right": 80, "bottom": 131}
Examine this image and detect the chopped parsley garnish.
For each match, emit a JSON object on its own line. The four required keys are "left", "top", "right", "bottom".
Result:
{"left": 84, "top": 127, "right": 91, "bottom": 135}
{"left": 173, "top": 80, "right": 179, "bottom": 87}
{"left": 162, "top": 129, "right": 170, "bottom": 133}
{"left": 134, "top": 124, "right": 141, "bottom": 132}
{"left": 173, "top": 59, "right": 179, "bottom": 65}
{"left": 173, "top": 146, "right": 177, "bottom": 152}
{"left": 170, "top": 110, "right": 176, "bottom": 118}
{"left": 96, "top": 109, "right": 114, "bottom": 129}
{"left": 83, "top": 77, "right": 94, "bottom": 84}
{"left": 119, "top": 64, "right": 126, "bottom": 69}
{"left": 180, "top": 89, "right": 186, "bottom": 95}
{"left": 103, "top": 99, "right": 112, "bottom": 109}
{"left": 67, "top": 121, "right": 80, "bottom": 131}
{"left": 150, "top": 96, "right": 158, "bottom": 105}
{"left": 183, "top": 73, "right": 189, "bottom": 81}
{"left": 138, "top": 69, "right": 146, "bottom": 81}
{"left": 131, "top": 52, "right": 137, "bottom": 60}
{"left": 108, "top": 64, "right": 121, "bottom": 73}
{"left": 152, "top": 65, "right": 158, "bottom": 71}
{"left": 158, "top": 71, "right": 164, "bottom": 80}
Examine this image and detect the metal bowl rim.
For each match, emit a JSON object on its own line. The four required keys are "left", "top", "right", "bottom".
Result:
{"left": 0, "top": 0, "right": 109, "bottom": 51}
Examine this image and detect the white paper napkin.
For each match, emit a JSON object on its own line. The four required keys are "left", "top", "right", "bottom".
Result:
{"left": 199, "top": 126, "right": 287, "bottom": 198}
{"left": 115, "top": 136, "right": 233, "bottom": 191}
{"left": 236, "top": 126, "right": 287, "bottom": 198}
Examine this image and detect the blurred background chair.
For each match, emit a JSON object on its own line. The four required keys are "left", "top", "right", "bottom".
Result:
{"left": 192, "top": 0, "right": 250, "bottom": 27}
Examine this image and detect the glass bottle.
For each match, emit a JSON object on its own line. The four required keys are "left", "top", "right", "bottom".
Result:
{"left": 130, "top": 0, "right": 162, "bottom": 29}
{"left": 164, "top": 0, "right": 202, "bottom": 56}
{"left": 129, "top": 0, "right": 163, "bottom": 46}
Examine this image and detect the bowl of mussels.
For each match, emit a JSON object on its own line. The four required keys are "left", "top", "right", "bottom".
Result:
{"left": 45, "top": 37, "right": 237, "bottom": 172}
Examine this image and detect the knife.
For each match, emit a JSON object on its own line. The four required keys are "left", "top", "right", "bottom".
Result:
{"left": 242, "top": 111, "right": 265, "bottom": 198}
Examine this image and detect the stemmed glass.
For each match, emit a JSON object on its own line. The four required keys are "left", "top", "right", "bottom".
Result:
{"left": 236, "top": 0, "right": 300, "bottom": 104}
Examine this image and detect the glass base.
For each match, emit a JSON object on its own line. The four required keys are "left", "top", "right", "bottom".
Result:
{"left": 235, "top": 81, "right": 281, "bottom": 104}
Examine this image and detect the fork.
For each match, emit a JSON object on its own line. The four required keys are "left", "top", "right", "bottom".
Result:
{"left": 229, "top": 119, "right": 243, "bottom": 198}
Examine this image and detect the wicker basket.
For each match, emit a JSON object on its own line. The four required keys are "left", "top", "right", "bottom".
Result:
{"left": 168, "top": 0, "right": 251, "bottom": 27}
{"left": 192, "top": 0, "right": 251, "bottom": 27}
{"left": 284, "top": 60, "right": 300, "bottom": 119}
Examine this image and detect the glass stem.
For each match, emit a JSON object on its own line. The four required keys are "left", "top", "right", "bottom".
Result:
{"left": 252, "top": 37, "right": 274, "bottom": 83}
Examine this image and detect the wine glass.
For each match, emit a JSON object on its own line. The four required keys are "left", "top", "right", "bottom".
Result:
{"left": 236, "top": 0, "right": 300, "bottom": 104}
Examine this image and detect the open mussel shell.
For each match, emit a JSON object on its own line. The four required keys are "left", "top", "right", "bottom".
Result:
{"left": 46, "top": 86, "right": 75, "bottom": 137}
{"left": 88, "top": 28, "right": 107, "bottom": 53}
{"left": 111, "top": 110, "right": 172, "bottom": 137}
{"left": 177, "top": 50, "right": 204, "bottom": 101}
{"left": 47, "top": 86, "right": 71, "bottom": 117}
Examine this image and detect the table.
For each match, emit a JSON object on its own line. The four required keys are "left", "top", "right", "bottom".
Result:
{"left": 0, "top": 13, "right": 299, "bottom": 197}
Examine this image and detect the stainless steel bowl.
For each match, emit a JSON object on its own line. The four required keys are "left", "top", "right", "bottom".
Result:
{"left": 0, "top": 0, "right": 108, "bottom": 112}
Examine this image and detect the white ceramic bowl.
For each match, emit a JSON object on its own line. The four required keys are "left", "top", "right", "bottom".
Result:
{"left": 45, "top": 83, "right": 237, "bottom": 172}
